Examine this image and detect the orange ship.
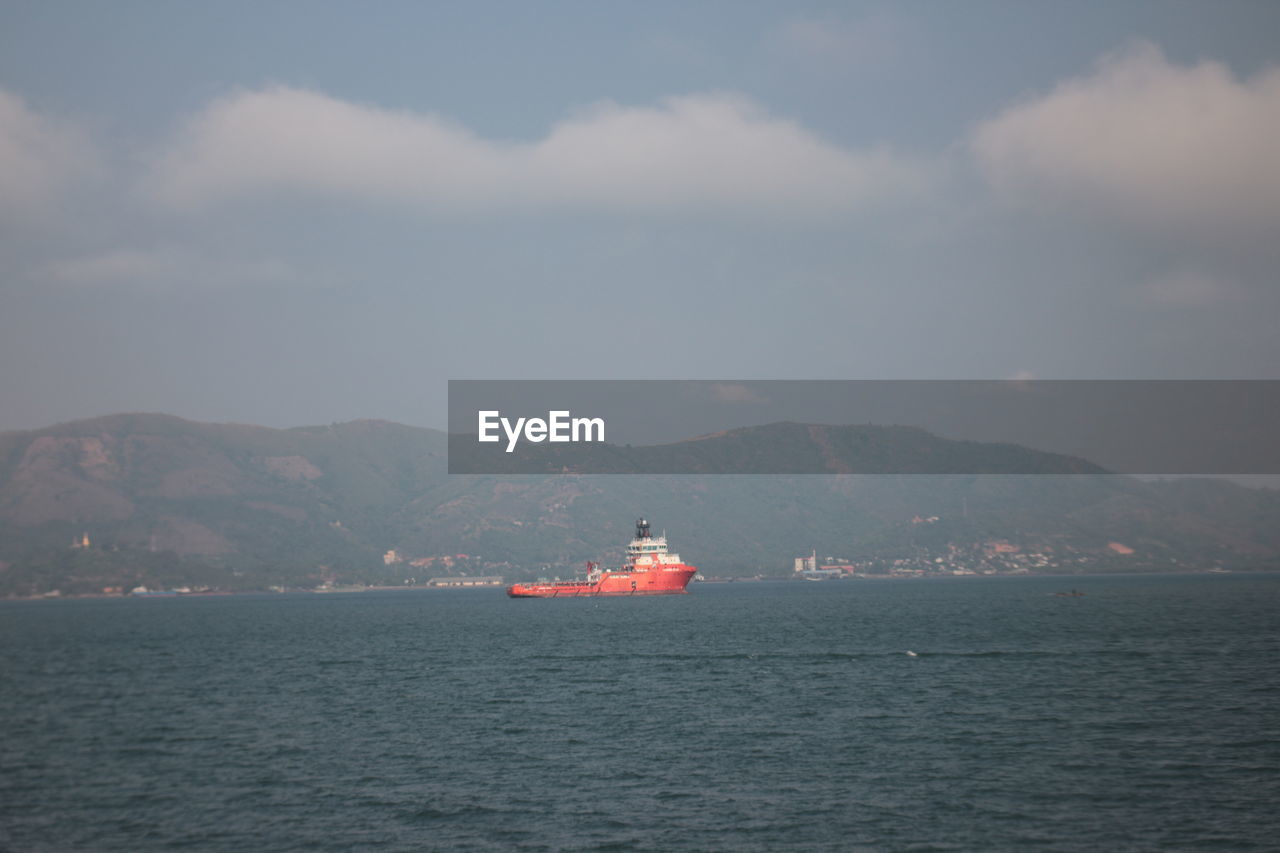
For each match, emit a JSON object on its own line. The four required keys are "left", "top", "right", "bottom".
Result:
{"left": 506, "top": 518, "right": 697, "bottom": 598}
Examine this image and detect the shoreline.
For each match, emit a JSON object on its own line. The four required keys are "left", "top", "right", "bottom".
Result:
{"left": 4, "top": 568, "right": 1276, "bottom": 602}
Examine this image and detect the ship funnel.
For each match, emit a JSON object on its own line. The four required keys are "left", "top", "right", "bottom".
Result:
{"left": 636, "top": 518, "right": 651, "bottom": 539}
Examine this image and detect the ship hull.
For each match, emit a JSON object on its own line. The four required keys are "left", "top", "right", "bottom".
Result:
{"left": 507, "top": 566, "right": 696, "bottom": 598}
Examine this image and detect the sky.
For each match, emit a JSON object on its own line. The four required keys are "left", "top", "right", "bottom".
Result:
{"left": 1, "top": 1, "right": 1278, "bottom": 432}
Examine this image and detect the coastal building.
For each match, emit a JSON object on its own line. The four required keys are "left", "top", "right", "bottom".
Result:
{"left": 427, "top": 576, "right": 504, "bottom": 588}
{"left": 793, "top": 549, "right": 817, "bottom": 573}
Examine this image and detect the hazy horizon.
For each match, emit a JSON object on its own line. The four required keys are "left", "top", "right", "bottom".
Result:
{"left": 3, "top": 2, "right": 1279, "bottom": 433}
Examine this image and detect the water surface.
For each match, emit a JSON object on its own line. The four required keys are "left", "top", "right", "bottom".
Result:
{"left": 2, "top": 575, "right": 1277, "bottom": 851}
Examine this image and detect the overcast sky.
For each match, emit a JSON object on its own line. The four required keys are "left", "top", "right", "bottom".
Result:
{"left": 2, "top": 1, "right": 1278, "bottom": 432}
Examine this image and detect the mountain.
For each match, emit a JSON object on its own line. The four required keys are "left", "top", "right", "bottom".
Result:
{"left": 450, "top": 420, "right": 1109, "bottom": 474}
{"left": 0, "top": 414, "right": 445, "bottom": 595}
{"left": 1, "top": 414, "right": 1277, "bottom": 596}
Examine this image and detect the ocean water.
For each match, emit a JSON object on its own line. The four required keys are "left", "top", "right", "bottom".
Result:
{"left": 2, "top": 575, "right": 1278, "bottom": 852}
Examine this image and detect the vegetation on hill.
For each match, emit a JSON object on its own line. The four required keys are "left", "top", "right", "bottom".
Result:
{"left": 1, "top": 414, "right": 1276, "bottom": 596}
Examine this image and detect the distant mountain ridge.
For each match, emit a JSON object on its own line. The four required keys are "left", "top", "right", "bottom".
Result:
{"left": 452, "top": 420, "right": 1109, "bottom": 474}
{"left": 1, "top": 413, "right": 1277, "bottom": 596}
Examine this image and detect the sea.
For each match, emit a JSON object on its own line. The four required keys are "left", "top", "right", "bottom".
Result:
{"left": 2, "top": 574, "right": 1278, "bottom": 852}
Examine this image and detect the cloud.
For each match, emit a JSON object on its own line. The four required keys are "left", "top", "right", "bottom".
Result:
{"left": 774, "top": 15, "right": 904, "bottom": 69}
{"left": 971, "top": 42, "right": 1280, "bottom": 237}
{"left": 1139, "top": 269, "right": 1245, "bottom": 309}
{"left": 143, "top": 87, "right": 925, "bottom": 216}
{"left": 0, "top": 88, "right": 96, "bottom": 220}
{"left": 42, "top": 247, "right": 297, "bottom": 290}
{"left": 709, "top": 383, "right": 770, "bottom": 404}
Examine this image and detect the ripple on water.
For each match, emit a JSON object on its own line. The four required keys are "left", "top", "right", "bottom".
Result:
{"left": 0, "top": 577, "right": 1278, "bottom": 851}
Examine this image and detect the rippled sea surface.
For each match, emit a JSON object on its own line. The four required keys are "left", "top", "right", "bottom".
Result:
{"left": 3, "top": 575, "right": 1279, "bottom": 851}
